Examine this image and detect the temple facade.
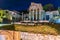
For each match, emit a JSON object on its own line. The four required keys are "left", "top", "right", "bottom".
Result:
{"left": 29, "top": 2, "right": 44, "bottom": 21}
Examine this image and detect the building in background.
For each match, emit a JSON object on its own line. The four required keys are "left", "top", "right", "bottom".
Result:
{"left": 52, "top": 10, "right": 59, "bottom": 17}
{"left": 9, "top": 10, "right": 20, "bottom": 22}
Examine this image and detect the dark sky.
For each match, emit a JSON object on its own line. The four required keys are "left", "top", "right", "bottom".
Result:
{"left": 0, "top": 0, "right": 60, "bottom": 11}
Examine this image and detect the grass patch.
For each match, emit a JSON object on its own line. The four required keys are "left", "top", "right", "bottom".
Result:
{"left": 15, "top": 24, "right": 58, "bottom": 35}
{"left": 0, "top": 23, "right": 59, "bottom": 35}
{"left": 48, "top": 24, "right": 60, "bottom": 34}
{"left": 0, "top": 24, "right": 15, "bottom": 30}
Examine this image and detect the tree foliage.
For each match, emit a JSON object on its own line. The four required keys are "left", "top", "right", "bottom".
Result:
{"left": 58, "top": 7, "right": 60, "bottom": 13}
{"left": 43, "top": 4, "right": 55, "bottom": 11}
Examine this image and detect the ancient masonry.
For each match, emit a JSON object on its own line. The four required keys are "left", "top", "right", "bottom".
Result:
{"left": 0, "top": 30, "right": 60, "bottom": 40}
{"left": 0, "top": 30, "right": 20, "bottom": 40}
{"left": 21, "top": 32, "right": 60, "bottom": 40}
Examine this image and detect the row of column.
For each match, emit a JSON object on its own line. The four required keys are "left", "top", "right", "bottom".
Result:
{"left": 22, "top": 10, "right": 55, "bottom": 21}
{"left": 29, "top": 9, "right": 45, "bottom": 21}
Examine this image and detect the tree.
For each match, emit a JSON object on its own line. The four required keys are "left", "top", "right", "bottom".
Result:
{"left": 0, "top": 10, "right": 12, "bottom": 23}
{"left": 0, "top": 9, "right": 4, "bottom": 23}
{"left": 43, "top": 4, "right": 55, "bottom": 11}
{"left": 58, "top": 7, "right": 60, "bottom": 14}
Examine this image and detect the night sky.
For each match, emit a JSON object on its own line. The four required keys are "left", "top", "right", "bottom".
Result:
{"left": 0, "top": 0, "right": 60, "bottom": 11}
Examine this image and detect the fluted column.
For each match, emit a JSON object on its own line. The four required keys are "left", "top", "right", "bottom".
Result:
{"left": 36, "top": 9, "right": 38, "bottom": 21}
{"left": 49, "top": 12, "right": 53, "bottom": 21}
{"left": 37, "top": 9, "right": 39, "bottom": 21}
{"left": 29, "top": 11, "right": 31, "bottom": 21}
{"left": 24, "top": 14, "right": 25, "bottom": 21}
{"left": 45, "top": 11, "right": 46, "bottom": 20}
{"left": 41, "top": 10, "right": 45, "bottom": 20}
{"left": 31, "top": 10, "right": 33, "bottom": 21}
{"left": 39, "top": 10, "right": 41, "bottom": 20}
{"left": 32, "top": 9, "right": 34, "bottom": 21}
{"left": 29, "top": 10, "right": 33, "bottom": 21}
{"left": 22, "top": 12, "right": 24, "bottom": 21}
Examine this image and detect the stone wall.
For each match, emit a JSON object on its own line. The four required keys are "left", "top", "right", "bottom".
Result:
{"left": 20, "top": 32, "right": 60, "bottom": 40}
{"left": 0, "top": 30, "right": 60, "bottom": 40}
{"left": 0, "top": 30, "right": 20, "bottom": 40}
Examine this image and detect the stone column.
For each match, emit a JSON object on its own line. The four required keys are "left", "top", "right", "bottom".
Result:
{"left": 29, "top": 10, "right": 32, "bottom": 21}
{"left": 38, "top": 9, "right": 39, "bottom": 21}
{"left": 32, "top": 9, "right": 34, "bottom": 21}
{"left": 36, "top": 9, "right": 38, "bottom": 21}
{"left": 39, "top": 10, "right": 41, "bottom": 20}
{"left": 45, "top": 12, "right": 47, "bottom": 20}
{"left": 22, "top": 12, "right": 24, "bottom": 21}
{"left": 43, "top": 10, "right": 45, "bottom": 20}
{"left": 24, "top": 14, "right": 25, "bottom": 21}
{"left": 29, "top": 10, "right": 31, "bottom": 21}
{"left": 30, "top": 9, "right": 34, "bottom": 21}
{"left": 49, "top": 12, "right": 53, "bottom": 21}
